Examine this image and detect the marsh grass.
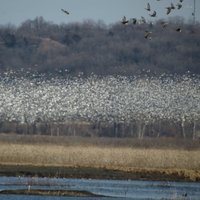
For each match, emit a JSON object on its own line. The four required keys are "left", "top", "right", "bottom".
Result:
{"left": 0, "top": 134, "right": 199, "bottom": 150}
{"left": 0, "top": 143, "right": 199, "bottom": 169}
{"left": 0, "top": 134, "right": 199, "bottom": 181}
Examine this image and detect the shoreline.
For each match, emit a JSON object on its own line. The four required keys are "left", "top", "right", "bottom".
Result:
{"left": 0, "top": 164, "right": 199, "bottom": 182}
{"left": 0, "top": 189, "right": 105, "bottom": 197}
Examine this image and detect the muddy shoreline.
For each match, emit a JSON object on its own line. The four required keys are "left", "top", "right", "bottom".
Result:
{"left": 0, "top": 189, "right": 106, "bottom": 197}
{"left": 0, "top": 164, "right": 199, "bottom": 182}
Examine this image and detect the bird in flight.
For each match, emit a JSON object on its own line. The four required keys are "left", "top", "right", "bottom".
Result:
{"left": 176, "top": 3, "right": 182, "bottom": 9}
{"left": 121, "top": 16, "right": 129, "bottom": 25}
{"left": 144, "top": 31, "right": 152, "bottom": 40}
{"left": 170, "top": 3, "right": 175, "bottom": 10}
{"left": 176, "top": 28, "right": 182, "bottom": 32}
{"left": 61, "top": 8, "right": 69, "bottom": 15}
{"left": 149, "top": 11, "right": 156, "bottom": 17}
{"left": 141, "top": 16, "right": 146, "bottom": 24}
{"left": 145, "top": 3, "right": 151, "bottom": 11}
{"left": 166, "top": 7, "right": 171, "bottom": 15}
{"left": 131, "top": 18, "right": 137, "bottom": 24}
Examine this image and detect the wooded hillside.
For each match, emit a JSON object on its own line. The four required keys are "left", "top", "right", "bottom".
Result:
{"left": 0, "top": 16, "right": 200, "bottom": 77}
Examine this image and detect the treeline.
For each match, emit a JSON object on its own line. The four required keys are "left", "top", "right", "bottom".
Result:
{"left": 1, "top": 119, "right": 200, "bottom": 139}
{"left": 0, "top": 16, "right": 200, "bottom": 76}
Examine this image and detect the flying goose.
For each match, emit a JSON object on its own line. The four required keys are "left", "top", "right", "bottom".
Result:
{"left": 182, "top": 193, "right": 187, "bottom": 197}
{"left": 145, "top": 3, "right": 151, "bottom": 11}
{"left": 149, "top": 11, "right": 156, "bottom": 17}
{"left": 176, "top": 28, "right": 182, "bottom": 32}
{"left": 176, "top": 3, "right": 182, "bottom": 9}
{"left": 131, "top": 18, "right": 137, "bottom": 24}
{"left": 121, "top": 16, "right": 129, "bottom": 25}
{"left": 61, "top": 8, "right": 69, "bottom": 15}
{"left": 144, "top": 31, "right": 152, "bottom": 40}
{"left": 166, "top": 7, "right": 171, "bottom": 15}
{"left": 141, "top": 16, "right": 146, "bottom": 24}
{"left": 171, "top": 3, "right": 175, "bottom": 9}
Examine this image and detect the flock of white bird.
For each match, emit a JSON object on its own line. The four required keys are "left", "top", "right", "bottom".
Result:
{"left": 0, "top": 72, "right": 199, "bottom": 128}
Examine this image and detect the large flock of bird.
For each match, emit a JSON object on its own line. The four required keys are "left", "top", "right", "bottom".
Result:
{"left": 0, "top": 73, "right": 199, "bottom": 127}
{"left": 121, "top": 0, "right": 185, "bottom": 40}
{"left": 0, "top": 1, "right": 198, "bottom": 139}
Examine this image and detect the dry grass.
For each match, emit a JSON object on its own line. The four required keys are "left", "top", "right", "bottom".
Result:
{"left": 0, "top": 134, "right": 200, "bottom": 181}
{"left": 0, "top": 140, "right": 200, "bottom": 170}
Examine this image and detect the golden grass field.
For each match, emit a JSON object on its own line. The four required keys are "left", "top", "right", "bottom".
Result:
{"left": 0, "top": 134, "right": 200, "bottom": 181}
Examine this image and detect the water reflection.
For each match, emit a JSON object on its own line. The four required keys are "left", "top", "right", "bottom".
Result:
{"left": 0, "top": 176, "right": 200, "bottom": 200}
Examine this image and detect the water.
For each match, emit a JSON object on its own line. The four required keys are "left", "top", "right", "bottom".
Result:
{"left": 0, "top": 176, "right": 199, "bottom": 200}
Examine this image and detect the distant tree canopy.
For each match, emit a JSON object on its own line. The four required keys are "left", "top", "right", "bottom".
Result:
{"left": 0, "top": 16, "right": 200, "bottom": 77}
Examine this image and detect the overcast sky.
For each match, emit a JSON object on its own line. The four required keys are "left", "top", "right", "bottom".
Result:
{"left": 0, "top": 0, "right": 199, "bottom": 26}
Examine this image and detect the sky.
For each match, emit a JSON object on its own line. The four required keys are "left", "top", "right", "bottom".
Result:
{"left": 0, "top": 0, "right": 199, "bottom": 26}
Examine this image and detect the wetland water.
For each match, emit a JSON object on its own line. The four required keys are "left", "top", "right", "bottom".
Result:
{"left": 0, "top": 176, "right": 199, "bottom": 200}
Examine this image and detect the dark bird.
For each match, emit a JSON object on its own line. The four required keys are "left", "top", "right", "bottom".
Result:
{"left": 166, "top": 7, "right": 171, "bottom": 15}
{"left": 121, "top": 16, "right": 129, "bottom": 25}
{"left": 61, "top": 8, "right": 69, "bottom": 15}
{"left": 145, "top": 3, "right": 151, "bottom": 11}
{"left": 176, "top": 3, "right": 182, "bottom": 9}
{"left": 176, "top": 27, "right": 182, "bottom": 32}
{"left": 141, "top": 16, "right": 146, "bottom": 24}
{"left": 149, "top": 11, "right": 156, "bottom": 17}
{"left": 182, "top": 193, "right": 187, "bottom": 197}
{"left": 180, "top": 0, "right": 183, "bottom": 2}
{"left": 131, "top": 18, "right": 137, "bottom": 24}
{"left": 144, "top": 31, "right": 152, "bottom": 40}
{"left": 171, "top": 3, "right": 175, "bottom": 9}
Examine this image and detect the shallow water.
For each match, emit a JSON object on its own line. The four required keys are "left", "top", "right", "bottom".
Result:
{"left": 0, "top": 176, "right": 199, "bottom": 200}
